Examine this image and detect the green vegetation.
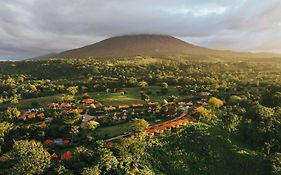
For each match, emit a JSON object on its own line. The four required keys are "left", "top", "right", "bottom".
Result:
{"left": 95, "top": 122, "right": 131, "bottom": 138}
{"left": 0, "top": 57, "right": 281, "bottom": 174}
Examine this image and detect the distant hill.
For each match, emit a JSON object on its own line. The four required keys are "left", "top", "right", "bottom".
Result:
{"left": 33, "top": 34, "right": 281, "bottom": 60}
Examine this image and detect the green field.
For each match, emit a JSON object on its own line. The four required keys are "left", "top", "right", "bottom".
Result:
{"left": 17, "top": 86, "right": 181, "bottom": 109}
{"left": 95, "top": 122, "right": 132, "bottom": 138}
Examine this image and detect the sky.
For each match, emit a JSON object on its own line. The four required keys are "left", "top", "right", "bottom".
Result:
{"left": 1, "top": 0, "right": 281, "bottom": 60}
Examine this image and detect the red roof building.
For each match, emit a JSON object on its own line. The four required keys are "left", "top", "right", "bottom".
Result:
{"left": 47, "top": 103, "right": 59, "bottom": 107}
{"left": 51, "top": 153, "right": 58, "bottom": 159}
{"left": 43, "top": 139, "right": 53, "bottom": 145}
{"left": 82, "top": 98, "right": 95, "bottom": 104}
{"left": 59, "top": 103, "right": 72, "bottom": 108}
{"left": 61, "top": 151, "right": 72, "bottom": 160}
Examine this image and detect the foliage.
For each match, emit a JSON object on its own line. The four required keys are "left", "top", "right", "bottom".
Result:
{"left": 208, "top": 97, "right": 224, "bottom": 108}
{"left": 4, "top": 140, "right": 51, "bottom": 175}
{"left": 86, "top": 120, "right": 100, "bottom": 130}
{"left": 130, "top": 118, "right": 149, "bottom": 132}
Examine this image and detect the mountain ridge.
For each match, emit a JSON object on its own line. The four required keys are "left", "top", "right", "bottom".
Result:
{"left": 30, "top": 34, "right": 281, "bottom": 60}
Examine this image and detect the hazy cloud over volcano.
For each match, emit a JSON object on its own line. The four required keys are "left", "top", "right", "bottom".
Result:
{"left": 1, "top": 0, "right": 281, "bottom": 60}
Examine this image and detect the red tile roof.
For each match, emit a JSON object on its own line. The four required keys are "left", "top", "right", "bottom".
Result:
{"left": 61, "top": 151, "right": 72, "bottom": 160}
{"left": 82, "top": 98, "right": 95, "bottom": 104}
{"left": 51, "top": 153, "right": 58, "bottom": 159}
{"left": 60, "top": 103, "right": 72, "bottom": 108}
{"left": 43, "top": 139, "right": 53, "bottom": 145}
{"left": 47, "top": 103, "right": 59, "bottom": 107}
{"left": 39, "top": 122, "right": 46, "bottom": 127}
{"left": 132, "top": 103, "right": 144, "bottom": 107}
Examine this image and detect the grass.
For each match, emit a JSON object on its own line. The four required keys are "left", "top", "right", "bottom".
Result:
{"left": 89, "top": 86, "right": 181, "bottom": 106}
{"left": 95, "top": 122, "right": 132, "bottom": 138}
{"left": 17, "top": 86, "right": 182, "bottom": 109}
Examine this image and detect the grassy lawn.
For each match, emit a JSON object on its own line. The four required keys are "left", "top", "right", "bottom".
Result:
{"left": 89, "top": 86, "right": 181, "bottom": 106}
{"left": 15, "top": 94, "right": 62, "bottom": 109}
{"left": 17, "top": 86, "right": 182, "bottom": 109}
{"left": 95, "top": 122, "right": 132, "bottom": 138}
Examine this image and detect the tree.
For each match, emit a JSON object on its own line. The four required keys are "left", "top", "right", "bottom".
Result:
{"left": 5, "top": 140, "right": 51, "bottom": 175}
{"left": 138, "top": 81, "right": 148, "bottom": 89}
{"left": 0, "top": 122, "right": 14, "bottom": 152}
{"left": 3, "top": 107, "right": 20, "bottom": 122}
{"left": 208, "top": 97, "right": 224, "bottom": 108}
{"left": 161, "top": 82, "right": 168, "bottom": 94}
{"left": 0, "top": 96, "right": 4, "bottom": 105}
{"left": 95, "top": 141, "right": 118, "bottom": 172}
{"left": 86, "top": 120, "right": 100, "bottom": 130}
{"left": 229, "top": 95, "right": 242, "bottom": 105}
{"left": 222, "top": 110, "right": 241, "bottom": 133}
{"left": 81, "top": 166, "right": 101, "bottom": 175}
{"left": 130, "top": 118, "right": 149, "bottom": 132}
{"left": 194, "top": 106, "right": 213, "bottom": 121}
{"left": 161, "top": 82, "right": 168, "bottom": 89}
{"left": 271, "top": 153, "right": 281, "bottom": 175}
{"left": 140, "top": 92, "right": 150, "bottom": 102}
{"left": 67, "top": 86, "right": 78, "bottom": 96}
{"left": 59, "top": 94, "right": 74, "bottom": 102}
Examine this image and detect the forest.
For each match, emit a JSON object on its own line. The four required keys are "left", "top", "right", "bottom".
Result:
{"left": 0, "top": 56, "right": 281, "bottom": 175}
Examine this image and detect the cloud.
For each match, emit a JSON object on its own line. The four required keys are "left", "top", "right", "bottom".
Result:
{"left": 0, "top": 0, "right": 281, "bottom": 60}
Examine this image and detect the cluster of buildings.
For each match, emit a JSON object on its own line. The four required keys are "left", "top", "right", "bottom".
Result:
{"left": 145, "top": 115, "right": 192, "bottom": 135}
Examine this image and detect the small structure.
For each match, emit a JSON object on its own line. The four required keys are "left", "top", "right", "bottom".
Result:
{"left": 38, "top": 122, "right": 46, "bottom": 127}
{"left": 132, "top": 103, "right": 144, "bottom": 108}
{"left": 47, "top": 103, "right": 59, "bottom": 108}
{"left": 61, "top": 151, "right": 72, "bottom": 160}
{"left": 104, "top": 106, "right": 117, "bottom": 111}
{"left": 82, "top": 98, "right": 95, "bottom": 104}
{"left": 118, "top": 105, "right": 130, "bottom": 109}
{"left": 178, "top": 101, "right": 186, "bottom": 106}
{"left": 43, "top": 139, "right": 53, "bottom": 145}
{"left": 54, "top": 139, "right": 64, "bottom": 145}
{"left": 147, "top": 102, "right": 158, "bottom": 106}
{"left": 45, "top": 117, "right": 53, "bottom": 123}
{"left": 37, "top": 113, "right": 44, "bottom": 117}
{"left": 59, "top": 103, "right": 72, "bottom": 108}
{"left": 51, "top": 153, "right": 58, "bottom": 159}
{"left": 107, "top": 141, "right": 113, "bottom": 148}
{"left": 200, "top": 92, "right": 211, "bottom": 96}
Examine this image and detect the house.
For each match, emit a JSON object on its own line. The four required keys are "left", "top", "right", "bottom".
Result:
{"left": 63, "top": 140, "right": 70, "bottom": 145}
{"left": 38, "top": 122, "right": 46, "bottom": 127}
{"left": 147, "top": 102, "right": 158, "bottom": 106}
{"left": 27, "top": 112, "right": 36, "bottom": 119}
{"left": 59, "top": 103, "right": 72, "bottom": 108}
{"left": 43, "top": 139, "right": 53, "bottom": 145}
{"left": 82, "top": 98, "right": 95, "bottom": 104}
{"left": 132, "top": 103, "right": 144, "bottom": 107}
{"left": 37, "top": 113, "right": 44, "bottom": 117}
{"left": 145, "top": 128, "right": 155, "bottom": 136}
{"left": 18, "top": 114, "right": 26, "bottom": 120}
{"left": 47, "top": 103, "right": 59, "bottom": 108}
{"left": 27, "top": 108, "right": 39, "bottom": 113}
{"left": 107, "top": 141, "right": 113, "bottom": 148}
{"left": 54, "top": 139, "right": 64, "bottom": 145}
{"left": 45, "top": 117, "right": 53, "bottom": 123}
{"left": 178, "top": 101, "right": 186, "bottom": 105}
{"left": 61, "top": 151, "right": 72, "bottom": 160}
{"left": 200, "top": 92, "right": 211, "bottom": 96}
{"left": 118, "top": 105, "right": 130, "bottom": 109}
{"left": 104, "top": 106, "right": 116, "bottom": 111}
{"left": 51, "top": 153, "right": 58, "bottom": 159}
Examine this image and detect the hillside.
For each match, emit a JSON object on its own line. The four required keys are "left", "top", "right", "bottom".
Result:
{"left": 42, "top": 34, "right": 278, "bottom": 60}
{"left": 54, "top": 34, "right": 209, "bottom": 59}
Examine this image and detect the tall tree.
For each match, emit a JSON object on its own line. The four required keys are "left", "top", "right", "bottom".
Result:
{"left": 5, "top": 140, "right": 51, "bottom": 175}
